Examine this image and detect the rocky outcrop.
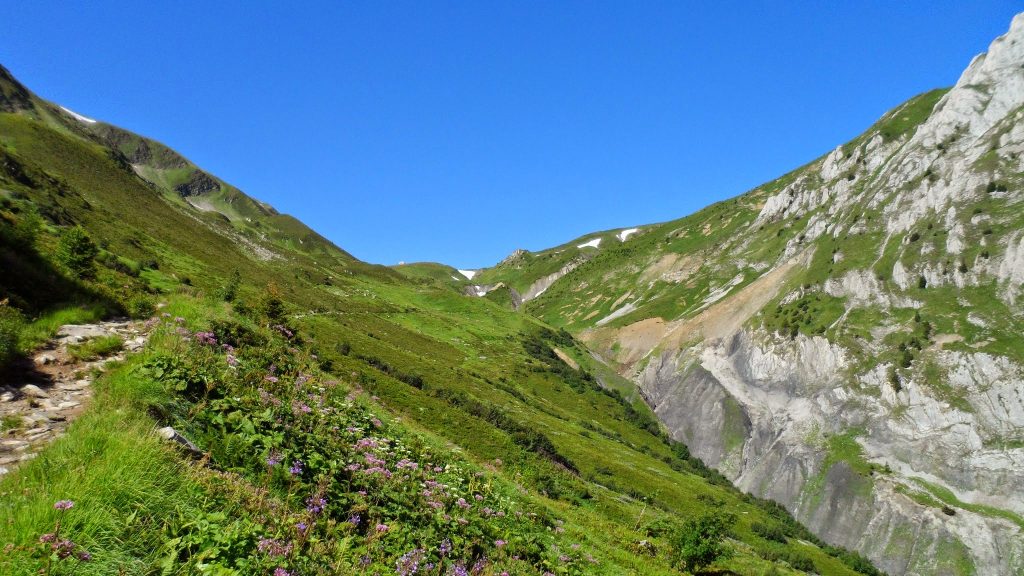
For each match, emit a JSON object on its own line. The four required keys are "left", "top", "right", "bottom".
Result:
{"left": 175, "top": 170, "right": 221, "bottom": 197}
{"left": 521, "top": 258, "right": 585, "bottom": 304}
{"left": 639, "top": 331, "right": 1024, "bottom": 575}
{"left": 611, "top": 17, "right": 1024, "bottom": 575}
{"left": 0, "top": 65, "right": 34, "bottom": 113}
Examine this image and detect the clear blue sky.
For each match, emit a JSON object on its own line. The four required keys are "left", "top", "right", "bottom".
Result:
{"left": 4, "top": 2, "right": 1020, "bottom": 268}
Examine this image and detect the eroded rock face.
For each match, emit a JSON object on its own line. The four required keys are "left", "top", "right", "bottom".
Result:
{"left": 618, "top": 16, "right": 1024, "bottom": 575}
{"left": 638, "top": 329, "right": 1024, "bottom": 575}
{"left": 520, "top": 258, "right": 585, "bottom": 303}
{"left": 175, "top": 170, "right": 221, "bottom": 197}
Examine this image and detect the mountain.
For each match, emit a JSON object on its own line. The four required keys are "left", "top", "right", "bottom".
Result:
{"left": 0, "top": 63, "right": 879, "bottom": 576}
{"left": 463, "top": 15, "right": 1024, "bottom": 576}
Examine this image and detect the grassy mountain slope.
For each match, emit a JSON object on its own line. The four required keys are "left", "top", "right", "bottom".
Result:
{"left": 457, "top": 18, "right": 1024, "bottom": 576}
{"left": 0, "top": 65, "right": 879, "bottom": 575}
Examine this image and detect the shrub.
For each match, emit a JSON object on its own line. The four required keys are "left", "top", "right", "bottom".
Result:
{"left": 218, "top": 270, "right": 241, "bottom": 302}
{"left": 0, "top": 304, "right": 24, "bottom": 370}
{"left": 671, "top": 511, "right": 735, "bottom": 573}
{"left": 260, "top": 283, "right": 286, "bottom": 323}
{"left": 751, "top": 521, "right": 787, "bottom": 543}
{"left": 55, "top": 226, "right": 99, "bottom": 279}
{"left": 125, "top": 294, "right": 155, "bottom": 319}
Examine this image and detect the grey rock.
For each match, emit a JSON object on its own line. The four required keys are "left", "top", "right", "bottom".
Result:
{"left": 20, "top": 384, "right": 48, "bottom": 398}
{"left": 157, "top": 426, "right": 203, "bottom": 457}
{"left": 62, "top": 379, "right": 90, "bottom": 391}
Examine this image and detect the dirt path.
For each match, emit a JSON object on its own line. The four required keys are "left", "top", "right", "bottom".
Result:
{"left": 0, "top": 319, "right": 149, "bottom": 477}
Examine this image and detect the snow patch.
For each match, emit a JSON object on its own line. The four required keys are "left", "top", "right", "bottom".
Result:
{"left": 60, "top": 106, "right": 97, "bottom": 124}
{"left": 617, "top": 228, "right": 639, "bottom": 242}
{"left": 577, "top": 238, "right": 602, "bottom": 249}
{"left": 457, "top": 269, "right": 478, "bottom": 280}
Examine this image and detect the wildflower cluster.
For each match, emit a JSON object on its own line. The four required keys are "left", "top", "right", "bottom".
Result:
{"left": 33, "top": 500, "right": 92, "bottom": 573}
{"left": 144, "top": 313, "right": 593, "bottom": 574}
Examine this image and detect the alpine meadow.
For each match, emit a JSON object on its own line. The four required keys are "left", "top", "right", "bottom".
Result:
{"left": 2, "top": 9, "right": 1024, "bottom": 576}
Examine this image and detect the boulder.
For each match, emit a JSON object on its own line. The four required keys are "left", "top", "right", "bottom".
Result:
{"left": 20, "top": 384, "right": 48, "bottom": 398}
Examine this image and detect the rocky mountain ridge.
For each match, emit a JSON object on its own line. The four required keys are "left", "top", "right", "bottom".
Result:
{"left": 465, "top": 13, "right": 1024, "bottom": 576}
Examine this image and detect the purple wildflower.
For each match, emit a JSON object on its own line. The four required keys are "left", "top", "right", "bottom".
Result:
{"left": 305, "top": 496, "right": 327, "bottom": 514}
{"left": 273, "top": 569, "right": 291, "bottom": 576}
{"left": 257, "top": 538, "right": 293, "bottom": 558}
{"left": 438, "top": 538, "right": 452, "bottom": 556}
{"left": 54, "top": 500, "right": 74, "bottom": 511}
{"left": 289, "top": 460, "right": 303, "bottom": 475}
{"left": 395, "top": 548, "right": 424, "bottom": 576}
{"left": 348, "top": 514, "right": 361, "bottom": 526}
{"left": 266, "top": 451, "right": 282, "bottom": 466}
{"left": 494, "top": 539, "right": 506, "bottom": 548}
{"left": 375, "top": 523, "right": 389, "bottom": 533}
{"left": 56, "top": 541, "right": 75, "bottom": 559}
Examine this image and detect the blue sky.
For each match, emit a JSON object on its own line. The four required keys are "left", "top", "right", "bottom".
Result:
{"left": 4, "top": 2, "right": 1021, "bottom": 268}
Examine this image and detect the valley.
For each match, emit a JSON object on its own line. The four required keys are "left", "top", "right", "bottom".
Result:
{"left": 1, "top": 11, "right": 1023, "bottom": 576}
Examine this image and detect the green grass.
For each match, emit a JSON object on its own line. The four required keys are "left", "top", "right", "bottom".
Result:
{"left": 0, "top": 348, "right": 223, "bottom": 575}
{"left": 67, "top": 334, "right": 123, "bottom": 361}
{"left": 873, "top": 89, "right": 950, "bottom": 143}
{"left": 911, "top": 478, "right": 1024, "bottom": 530}
{"left": 1, "top": 413, "right": 22, "bottom": 433}
{"left": 0, "top": 79, "right": 899, "bottom": 575}
{"left": 18, "top": 304, "right": 107, "bottom": 353}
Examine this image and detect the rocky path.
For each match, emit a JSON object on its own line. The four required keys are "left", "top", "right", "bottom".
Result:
{"left": 0, "top": 319, "right": 149, "bottom": 477}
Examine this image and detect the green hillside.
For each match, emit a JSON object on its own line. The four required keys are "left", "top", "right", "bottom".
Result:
{"left": 0, "top": 65, "right": 879, "bottom": 575}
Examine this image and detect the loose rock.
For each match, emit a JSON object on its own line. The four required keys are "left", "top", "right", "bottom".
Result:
{"left": 20, "top": 384, "right": 48, "bottom": 398}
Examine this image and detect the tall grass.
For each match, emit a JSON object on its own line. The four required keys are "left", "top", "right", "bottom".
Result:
{"left": 18, "top": 303, "right": 108, "bottom": 353}
{"left": 0, "top": 349, "right": 208, "bottom": 575}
